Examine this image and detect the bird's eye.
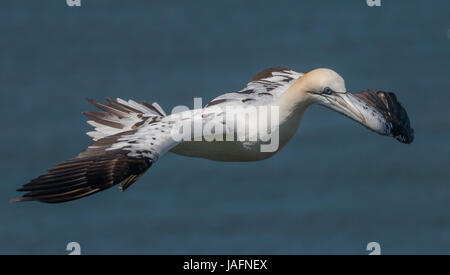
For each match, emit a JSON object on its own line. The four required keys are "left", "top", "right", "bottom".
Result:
{"left": 323, "top": 87, "right": 333, "bottom": 95}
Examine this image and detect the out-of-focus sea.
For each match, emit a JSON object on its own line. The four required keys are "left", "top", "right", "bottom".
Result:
{"left": 0, "top": 0, "right": 449, "bottom": 254}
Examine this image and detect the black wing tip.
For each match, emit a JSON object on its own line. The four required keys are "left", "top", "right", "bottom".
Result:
{"left": 10, "top": 197, "right": 30, "bottom": 203}
{"left": 13, "top": 153, "right": 152, "bottom": 204}
{"left": 377, "top": 90, "right": 414, "bottom": 145}
{"left": 395, "top": 128, "right": 415, "bottom": 144}
{"left": 11, "top": 187, "right": 33, "bottom": 203}
{"left": 360, "top": 89, "right": 414, "bottom": 145}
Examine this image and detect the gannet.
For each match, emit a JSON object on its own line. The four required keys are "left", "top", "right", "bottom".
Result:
{"left": 13, "top": 67, "right": 414, "bottom": 203}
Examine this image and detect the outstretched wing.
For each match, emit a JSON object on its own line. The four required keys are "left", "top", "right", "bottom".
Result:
{"left": 13, "top": 99, "right": 178, "bottom": 203}
{"left": 206, "top": 67, "right": 304, "bottom": 107}
{"left": 352, "top": 90, "right": 414, "bottom": 144}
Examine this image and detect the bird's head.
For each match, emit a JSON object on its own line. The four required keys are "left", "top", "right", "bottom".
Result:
{"left": 296, "top": 68, "right": 365, "bottom": 123}
{"left": 285, "top": 68, "right": 414, "bottom": 144}
{"left": 303, "top": 68, "right": 347, "bottom": 96}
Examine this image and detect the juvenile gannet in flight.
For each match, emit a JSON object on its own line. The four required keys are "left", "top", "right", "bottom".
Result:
{"left": 13, "top": 68, "right": 414, "bottom": 203}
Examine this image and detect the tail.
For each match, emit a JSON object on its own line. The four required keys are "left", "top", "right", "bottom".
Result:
{"left": 84, "top": 97, "right": 167, "bottom": 141}
{"left": 12, "top": 98, "right": 177, "bottom": 203}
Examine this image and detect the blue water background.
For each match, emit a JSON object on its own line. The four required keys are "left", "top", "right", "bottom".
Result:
{"left": 0, "top": 0, "right": 449, "bottom": 254}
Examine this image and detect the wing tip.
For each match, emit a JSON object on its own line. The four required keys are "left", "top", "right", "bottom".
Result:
{"left": 10, "top": 196, "right": 32, "bottom": 203}
{"left": 355, "top": 89, "right": 414, "bottom": 145}
{"left": 396, "top": 127, "right": 415, "bottom": 144}
{"left": 13, "top": 151, "right": 152, "bottom": 204}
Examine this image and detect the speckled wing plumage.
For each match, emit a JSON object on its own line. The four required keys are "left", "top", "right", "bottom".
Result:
{"left": 13, "top": 98, "right": 179, "bottom": 203}
{"left": 206, "top": 67, "right": 304, "bottom": 107}
{"left": 353, "top": 90, "right": 414, "bottom": 144}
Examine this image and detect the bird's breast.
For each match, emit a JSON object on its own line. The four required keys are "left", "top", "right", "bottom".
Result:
{"left": 169, "top": 106, "right": 305, "bottom": 162}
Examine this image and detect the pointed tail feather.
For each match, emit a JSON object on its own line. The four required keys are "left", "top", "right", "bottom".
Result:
{"left": 84, "top": 98, "right": 167, "bottom": 141}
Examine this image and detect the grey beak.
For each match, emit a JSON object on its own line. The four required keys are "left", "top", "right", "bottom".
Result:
{"left": 319, "top": 92, "right": 365, "bottom": 123}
